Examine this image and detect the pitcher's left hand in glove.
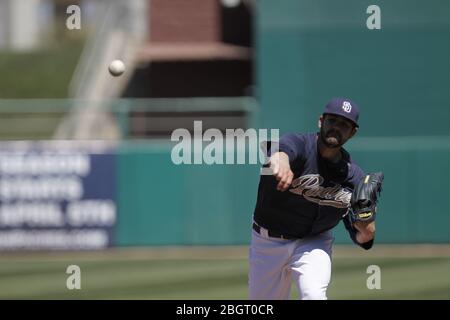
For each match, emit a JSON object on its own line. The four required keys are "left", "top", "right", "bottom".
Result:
{"left": 349, "top": 172, "right": 384, "bottom": 243}
{"left": 350, "top": 172, "right": 384, "bottom": 223}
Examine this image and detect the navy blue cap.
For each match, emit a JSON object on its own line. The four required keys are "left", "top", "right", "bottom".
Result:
{"left": 323, "top": 98, "right": 360, "bottom": 127}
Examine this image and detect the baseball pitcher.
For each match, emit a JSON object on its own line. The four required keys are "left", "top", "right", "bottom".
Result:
{"left": 249, "top": 98, "right": 384, "bottom": 300}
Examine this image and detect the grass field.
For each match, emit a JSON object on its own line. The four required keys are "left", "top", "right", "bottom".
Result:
{"left": 0, "top": 246, "right": 449, "bottom": 300}
{"left": 0, "top": 40, "right": 83, "bottom": 99}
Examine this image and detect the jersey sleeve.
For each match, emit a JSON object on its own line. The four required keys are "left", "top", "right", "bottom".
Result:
{"left": 269, "top": 133, "right": 306, "bottom": 162}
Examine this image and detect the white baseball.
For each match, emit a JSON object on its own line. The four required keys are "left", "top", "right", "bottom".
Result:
{"left": 108, "top": 60, "right": 125, "bottom": 77}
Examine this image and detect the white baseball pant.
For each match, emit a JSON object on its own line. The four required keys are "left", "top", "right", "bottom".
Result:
{"left": 248, "top": 223, "right": 334, "bottom": 300}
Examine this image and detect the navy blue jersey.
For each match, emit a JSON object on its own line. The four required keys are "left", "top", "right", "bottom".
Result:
{"left": 253, "top": 132, "right": 373, "bottom": 249}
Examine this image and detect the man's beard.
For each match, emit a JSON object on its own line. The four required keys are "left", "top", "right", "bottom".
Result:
{"left": 320, "top": 127, "right": 343, "bottom": 148}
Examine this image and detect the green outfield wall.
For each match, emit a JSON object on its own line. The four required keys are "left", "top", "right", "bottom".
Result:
{"left": 115, "top": 139, "right": 450, "bottom": 245}
{"left": 116, "top": 143, "right": 261, "bottom": 246}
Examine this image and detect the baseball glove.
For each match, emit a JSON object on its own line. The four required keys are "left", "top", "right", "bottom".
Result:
{"left": 349, "top": 172, "right": 384, "bottom": 223}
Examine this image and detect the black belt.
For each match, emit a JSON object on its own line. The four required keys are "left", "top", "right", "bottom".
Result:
{"left": 252, "top": 222, "right": 296, "bottom": 240}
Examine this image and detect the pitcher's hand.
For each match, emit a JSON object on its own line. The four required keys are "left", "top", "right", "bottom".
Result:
{"left": 269, "top": 152, "right": 294, "bottom": 192}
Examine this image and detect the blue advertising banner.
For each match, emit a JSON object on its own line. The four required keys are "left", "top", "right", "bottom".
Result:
{"left": 0, "top": 142, "right": 117, "bottom": 250}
